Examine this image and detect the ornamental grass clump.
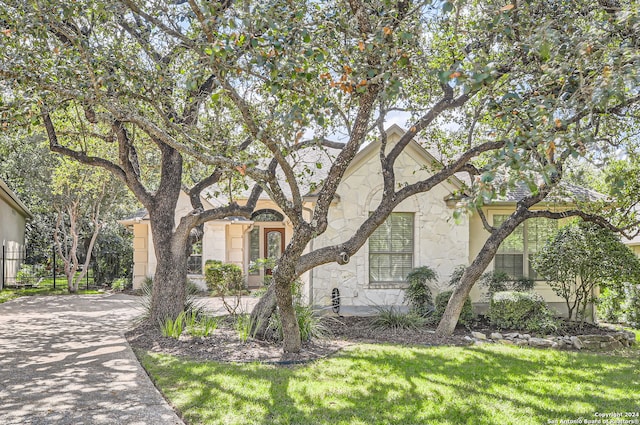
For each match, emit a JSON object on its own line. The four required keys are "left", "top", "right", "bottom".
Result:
{"left": 370, "top": 307, "right": 426, "bottom": 331}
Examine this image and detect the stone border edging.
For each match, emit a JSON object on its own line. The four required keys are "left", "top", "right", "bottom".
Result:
{"left": 467, "top": 330, "right": 636, "bottom": 350}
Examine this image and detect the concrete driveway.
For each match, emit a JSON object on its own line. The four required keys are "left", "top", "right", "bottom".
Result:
{"left": 0, "top": 294, "right": 183, "bottom": 425}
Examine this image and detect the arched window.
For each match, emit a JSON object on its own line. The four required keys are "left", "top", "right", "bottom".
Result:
{"left": 251, "top": 209, "right": 284, "bottom": 222}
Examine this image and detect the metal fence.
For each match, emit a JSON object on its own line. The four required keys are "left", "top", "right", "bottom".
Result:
{"left": 1, "top": 246, "right": 96, "bottom": 291}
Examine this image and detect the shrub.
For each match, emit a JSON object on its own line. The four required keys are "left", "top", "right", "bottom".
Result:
{"left": 204, "top": 260, "right": 244, "bottom": 294}
{"left": 404, "top": 266, "right": 437, "bottom": 317}
{"left": 489, "top": 291, "right": 558, "bottom": 333}
{"left": 110, "top": 278, "right": 129, "bottom": 292}
{"left": 235, "top": 314, "right": 262, "bottom": 343}
{"left": 370, "top": 307, "right": 426, "bottom": 331}
{"left": 429, "top": 290, "right": 473, "bottom": 326}
{"left": 205, "top": 260, "right": 245, "bottom": 315}
{"left": 161, "top": 311, "right": 186, "bottom": 338}
{"left": 597, "top": 286, "right": 624, "bottom": 323}
{"left": 16, "top": 264, "right": 35, "bottom": 285}
{"left": 479, "top": 271, "right": 534, "bottom": 299}
{"left": 448, "top": 265, "right": 467, "bottom": 287}
{"left": 185, "top": 314, "right": 219, "bottom": 338}
{"left": 622, "top": 284, "right": 640, "bottom": 328}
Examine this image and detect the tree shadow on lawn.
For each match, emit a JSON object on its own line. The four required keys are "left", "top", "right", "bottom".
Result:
{"left": 143, "top": 343, "right": 640, "bottom": 425}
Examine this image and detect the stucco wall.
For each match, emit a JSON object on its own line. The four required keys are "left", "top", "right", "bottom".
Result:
{"left": 131, "top": 223, "right": 150, "bottom": 289}
{"left": 0, "top": 196, "right": 28, "bottom": 284}
{"left": 0, "top": 197, "right": 27, "bottom": 251}
{"left": 310, "top": 137, "right": 469, "bottom": 314}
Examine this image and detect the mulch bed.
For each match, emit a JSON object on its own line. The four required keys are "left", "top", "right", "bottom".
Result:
{"left": 125, "top": 315, "right": 632, "bottom": 364}
{"left": 126, "top": 315, "right": 472, "bottom": 364}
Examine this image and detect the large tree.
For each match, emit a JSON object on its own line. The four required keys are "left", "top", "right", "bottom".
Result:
{"left": 2, "top": 0, "right": 639, "bottom": 352}
{"left": 1, "top": 0, "right": 267, "bottom": 323}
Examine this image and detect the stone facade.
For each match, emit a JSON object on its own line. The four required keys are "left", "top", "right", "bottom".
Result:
{"left": 309, "top": 130, "right": 468, "bottom": 314}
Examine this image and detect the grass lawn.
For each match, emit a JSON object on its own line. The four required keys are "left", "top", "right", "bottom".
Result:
{"left": 139, "top": 343, "right": 640, "bottom": 425}
{"left": 0, "top": 287, "right": 102, "bottom": 303}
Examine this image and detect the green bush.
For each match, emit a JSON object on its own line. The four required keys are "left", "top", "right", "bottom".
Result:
{"left": 16, "top": 264, "right": 35, "bottom": 285}
{"left": 622, "top": 284, "right": 640, "bottom": 328}
{"left": 429, "top": 290, "right": 473, "bottom": 326}
{"left": 448, "top": 265, "right": 467, "bottom": 287}
{"left": 110, "top": 278, "right": 129, "bottom": 292}
{"left": 479, "top": 271, "right": 534, "bottom": 299}
{"left": 404, "top": 266, "right": 437, "bottom": 317}
{"left": 489, "top": 291, "right": 557, "bottom": 333}
{"left": 371, "top": 307, "right": 426, "bottom": 331}
{"left": 597, "top": 286, "right": 624, "bottom": 323}
{"left": 161, "top": 311, "right": 186, "bottom": 338}
{"left": 204, "top": 260, "right": 244, "bottom": 294}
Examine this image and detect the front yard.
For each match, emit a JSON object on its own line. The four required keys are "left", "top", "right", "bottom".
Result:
{"left": 139, "top": 343, "right": 640, "bottom": 425}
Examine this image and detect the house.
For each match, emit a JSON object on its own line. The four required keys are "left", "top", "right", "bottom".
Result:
{"left": 624, "top": 235, "right": 640, "bottom": 257}
{"left": 0, "top": 178, "right": 33, "bottom": 288}
{"left": 121, "top": 125, "right": 596, "bottom": 319}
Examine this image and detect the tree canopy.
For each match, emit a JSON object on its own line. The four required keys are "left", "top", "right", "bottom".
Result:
{"left": 1, "top": 0, "right": 639, "bottom": 351}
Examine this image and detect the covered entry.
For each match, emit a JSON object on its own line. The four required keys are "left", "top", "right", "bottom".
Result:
{"left": 246, "top": 209, "right": 287, "bottom": 289}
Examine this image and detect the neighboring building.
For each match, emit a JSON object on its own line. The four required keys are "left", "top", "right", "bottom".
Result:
{"left": 624, "top": 234, "right": 640, "bottom": 257}
{"left": 121, "top": 125, "right": 599, "bottom": 319}
{"left": 0, "top": 178, "right": 33, "bottom": 287}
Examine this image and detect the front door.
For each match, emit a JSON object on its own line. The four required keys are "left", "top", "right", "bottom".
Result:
{"left": 264, "top": 228, "right": 285, "bottom": 275}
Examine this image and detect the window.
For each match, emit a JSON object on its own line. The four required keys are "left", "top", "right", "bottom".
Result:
{"left": 494, "top": 215, "right": 557, "bottom": 279}
{"left": 187, "top": 240, "right": 203, "bottom": 274}
{"left": 369, "top": 213, "right": 414, "bottom": 284}
{"left": 248, "top": 226, "right": 260, "bottom": 275}
{"left": 251, "top": 209, "right": 284, "bottom": 222}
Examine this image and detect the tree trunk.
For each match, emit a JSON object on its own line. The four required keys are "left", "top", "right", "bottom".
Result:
{"left": 435, "top": 263, "right": 486, "bottom": 336}
{"left": 148, "top": 211, "right": 189, "bottom": 324}
{"left": 274, "top": 273, "right": 301, "bottom": 353}
{"left": 145, "top": 143, "right": 187, "bottom": 325}
{"left": 150, "top": 245, "right": 188, "bottom": 324}
{"left": 250, "top": 284, "right": 277, "bottom": 338}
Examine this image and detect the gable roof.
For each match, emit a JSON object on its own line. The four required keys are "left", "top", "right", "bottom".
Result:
{"left": 335, "top": 124, "right": 467, "bottom": 195}
{"left": 493, "top": 181, "right": 606, "bottom": 204}
{"left": 0, "top": 179, "right": 33, "bottom": 219}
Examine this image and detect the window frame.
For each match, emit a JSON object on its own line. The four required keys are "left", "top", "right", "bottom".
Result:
{"left": 492, "top": 213, "right": 557, "bottom": 280}
{"left": 368, "top": 212, "right": 415, "bottom": 287}
{"left": 187, "top": 240, "right": 203, "bottom": 275}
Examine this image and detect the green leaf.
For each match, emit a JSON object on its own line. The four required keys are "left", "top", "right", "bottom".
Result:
{"left": 442, "top": 2, "right": 454, "bottom": 13}
{"left": 539, "top": 42, "right": 551, "bottom": 62}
